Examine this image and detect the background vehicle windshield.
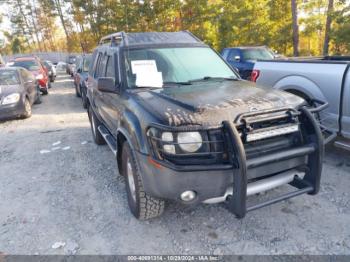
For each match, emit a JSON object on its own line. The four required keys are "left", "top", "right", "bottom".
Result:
{"left": 0, "top": 70, "right": 20, "bottom": 85}
{"left": 83, "top": 57, "right": 91, "bottom": 72}
{"left": 125, "top": 47, "right": 237, "bottom": 88}
{"left": 12, "top": 60, "right": 40, "bottom": 71}
{"left": 242, "top": 48, "right": 275, "bottom": 61}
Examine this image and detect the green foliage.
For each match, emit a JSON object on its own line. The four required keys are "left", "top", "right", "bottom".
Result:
{"left": 3, "top": 0, "right": 350, "bottom": 55}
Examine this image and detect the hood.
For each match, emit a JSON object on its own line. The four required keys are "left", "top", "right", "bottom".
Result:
{"left": 131, "top": 80, "right": 305, "bottom": 127}
{"left": 0, "top": 84, "right": 22, "bottom": 98}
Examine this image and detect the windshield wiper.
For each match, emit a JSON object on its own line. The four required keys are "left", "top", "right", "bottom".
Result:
{"left": 163, "top": 81, "right": 192, "bottom": 86}
{"left": 188, "top": 76, "right": 238, "bottom": 83}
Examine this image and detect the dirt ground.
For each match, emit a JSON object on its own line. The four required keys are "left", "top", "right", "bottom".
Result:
{"left": 0, "top": 73, "right": 349, "bottom": 255}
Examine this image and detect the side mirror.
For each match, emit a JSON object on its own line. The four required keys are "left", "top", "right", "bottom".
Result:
{"left": 234, "top": 55, "right": 241, "bottom": 61}
{"left": 97, "top": 77, "right": 119, "bottom": 93}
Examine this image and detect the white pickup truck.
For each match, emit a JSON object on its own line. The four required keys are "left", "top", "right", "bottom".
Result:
{"left": 252, "top": 56, "right": 350, "bottom": 150}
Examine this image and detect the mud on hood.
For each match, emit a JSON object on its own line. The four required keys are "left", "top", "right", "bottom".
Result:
{"left": 132, "top": 80, "right": 305, "bottom": 126}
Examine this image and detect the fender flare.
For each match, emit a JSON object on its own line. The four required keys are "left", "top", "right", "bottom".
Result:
{"left": 117, "top": 110, "right": 148, "bottom": 154}
{"left": 273, "top": 75, "right": 327, "bottom": 103}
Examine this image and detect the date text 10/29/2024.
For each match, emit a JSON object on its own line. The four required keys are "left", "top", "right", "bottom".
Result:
{"left": 127, "top": 255, "right": 220, "bottom": 261}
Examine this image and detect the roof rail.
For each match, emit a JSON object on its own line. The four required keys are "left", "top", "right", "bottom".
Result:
{"left": 99, "top": 32, "right": 126, "bottom": 46}
{"left": 182, "top": 30, "right": 202, "bottom": 43}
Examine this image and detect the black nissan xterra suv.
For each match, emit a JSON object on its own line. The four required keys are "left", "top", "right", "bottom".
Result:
{"left": 86, "top": 31, "right": 325, "bottom": 220}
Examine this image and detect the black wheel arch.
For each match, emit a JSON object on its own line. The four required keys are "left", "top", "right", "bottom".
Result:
{"left": 285, "top": 89, "right": 313, "bottom": 104}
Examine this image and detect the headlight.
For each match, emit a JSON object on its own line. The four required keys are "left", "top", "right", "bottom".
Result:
{"left": 2, "top": 93, "right": 20, "bottom": 105}
{"left": 35, "top": 74, "right": 44, "bottom": 80}
{"left": 161, "top": 132, "right": 175, "bottom": 154}
{"left": 177, "top": 132, "right": 203, "bottom": 152}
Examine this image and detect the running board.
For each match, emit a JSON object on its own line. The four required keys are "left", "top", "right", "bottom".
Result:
{"left": 334, "top": 140, "right": 350, "bottom": 151}
{"left": 203, "top": 170, "right": 305, "bottom": 204}
{"left": 97, "top": 125, "right": 117, "bottom": 156}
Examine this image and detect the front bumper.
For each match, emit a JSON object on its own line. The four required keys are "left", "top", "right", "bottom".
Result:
{"left": 139, "top": 104, "right": 326, "bottom": 218}
{"left": 0, "top": 100, "right": 25, "bottom": 120}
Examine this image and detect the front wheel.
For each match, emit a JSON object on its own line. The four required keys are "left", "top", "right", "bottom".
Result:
{"left": 122, "top": 142, "right": 165, "bottom": 220}
{"left": 22, "top": 98, "right": 32, "bottom": 118}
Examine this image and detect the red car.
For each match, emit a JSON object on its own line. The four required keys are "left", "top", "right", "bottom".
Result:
{"left": 10, "top": 57, "right": 50, "bottom": 95}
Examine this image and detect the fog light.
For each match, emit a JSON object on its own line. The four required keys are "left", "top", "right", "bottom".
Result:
{"left": 180, "top": 191, "right": 196, "bottom": 202}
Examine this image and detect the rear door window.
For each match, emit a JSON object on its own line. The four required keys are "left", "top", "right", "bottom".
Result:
{"left": 96, "top": 54, "right": 108, "bottom": 78}
{"left": 105, "top": 56, "right": 115, "bottom": 79}
{"left": 93, "top": 53, "right": 102, "bottom": 78}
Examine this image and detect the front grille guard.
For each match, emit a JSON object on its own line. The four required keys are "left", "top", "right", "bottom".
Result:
{"left": 224, "top": 104, "right": 325, "bottom": 218}
{"left": 147, "top": 103, "right": 326, "bottom": 217}
{"left": 309, "top": 99, "right": 337, "bottom": 144}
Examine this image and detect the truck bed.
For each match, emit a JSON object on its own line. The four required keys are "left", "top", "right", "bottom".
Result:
{"left": 253, "top": 56, "right": 350, "bottom": 139}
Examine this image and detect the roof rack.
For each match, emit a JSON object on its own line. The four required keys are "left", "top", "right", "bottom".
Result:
{"left": 99, "top": 32, "right": 127, "bottom": 46}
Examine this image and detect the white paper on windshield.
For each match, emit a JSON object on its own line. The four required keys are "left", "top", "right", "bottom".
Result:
{"left": 135, "top": 71, "right": 163, "bottom": 88}
{"left": 131, "top": 60, "right": 163, "bottom": 87}
{"left": 131, "top": 60, "right": 158, "bottom": 75}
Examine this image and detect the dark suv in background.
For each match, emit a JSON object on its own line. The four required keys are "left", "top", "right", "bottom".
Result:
{"left": 221, "top": 46, "right": 281, "bottom": 80}
{"left": 86, "top": 31, "right": 324, "bottom": 220}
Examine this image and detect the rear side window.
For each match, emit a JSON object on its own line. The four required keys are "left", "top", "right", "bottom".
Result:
{"left": 105, "top": 56, "right": 115, "bottom": 78}
{"left": 95, "top": 54, "right": 108, "bottom": 78}
{"left": 93, "top": 53, "right": 102, "bottom": 78}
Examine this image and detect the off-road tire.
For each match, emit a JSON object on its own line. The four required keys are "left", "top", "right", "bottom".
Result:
{"left": 88, "top": 105, "right": 106, "bottom": 145}
{"left": 122, "top": 142, "right": 165, "bottom": 220}
{"left": 22, "top": 98, "right": 32, "bottom": 118}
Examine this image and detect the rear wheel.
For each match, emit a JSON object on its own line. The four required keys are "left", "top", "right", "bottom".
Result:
{"left": 22, "top": 98, "right": 32, "bottom": 118}
{"left": 122, "top": 142, "right": 165, "bottom": 220}
{"left": 88, "top": 105, "right": 106, "bottom": 145}
{"left": 41, "top": 83, "right": 49, "bottom": 95}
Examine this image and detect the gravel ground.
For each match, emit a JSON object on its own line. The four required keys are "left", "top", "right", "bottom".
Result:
{"left": 0, "top": 74, "right": 349, "bottom": 255}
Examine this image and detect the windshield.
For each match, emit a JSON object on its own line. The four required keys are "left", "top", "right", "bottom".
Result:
{"left": 125, "top": 47, "right": 237, "bottom": 88}
{"left": 0, "top": 70, "right": 20, "bottom": 85}
{"left": 242, "top": 48, "right": 275, "bottom": 61}
{"left": 12, "top": 60, "right": 40, "bottom": 71}
{"left": 83, "top": 57, "right": 91, "bottom": 72}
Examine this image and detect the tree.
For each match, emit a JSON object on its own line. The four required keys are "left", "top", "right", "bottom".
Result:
{"left": 291, "top": 0, "right": 299, "bottom": 56}
{"left": 323, "top": 0, "right": 334, "bottom": 55}
{"left": 11, "top": 37, "right": 24, "bottom": 53}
